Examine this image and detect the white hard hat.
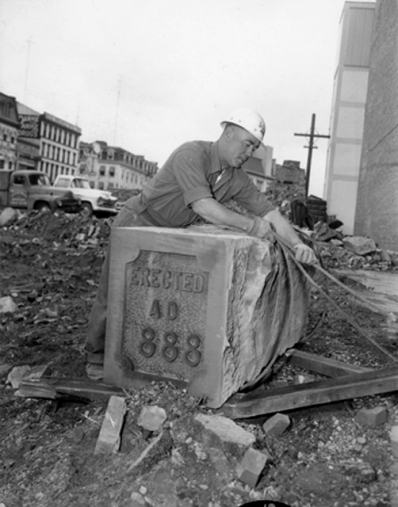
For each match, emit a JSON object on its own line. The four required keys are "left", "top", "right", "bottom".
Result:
{"left": 220, "top": 107, "right": 266, "bottom": 142}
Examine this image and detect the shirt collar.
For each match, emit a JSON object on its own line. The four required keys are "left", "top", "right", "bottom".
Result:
{"left": 210, "top": 141, "right": 224, "bottom": 175}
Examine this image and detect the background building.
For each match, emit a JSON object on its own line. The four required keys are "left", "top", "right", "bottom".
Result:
{"left": 324, "top": 1, "right": 375, "bottom": 235}
{"left": 78, "top": 141, "right": 158, "bottom": 191}
{"left": 0, "top": 92, "right": 19, "bottom": 171}
{"left": 17, "top": 102, "right": 81, "bottom": 181}
{"left": 355, "top": 0, "right": 398, "bottom": 250}
{"left": 242, "top": 144, "right": 274, "bottom": 192}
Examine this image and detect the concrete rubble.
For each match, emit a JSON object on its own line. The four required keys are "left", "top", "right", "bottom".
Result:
{"left": 1, "top": 203, "right": 398, "bottom": 506}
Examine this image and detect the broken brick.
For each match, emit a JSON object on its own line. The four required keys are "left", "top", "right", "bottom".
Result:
{"left": 262, "top": 413, "right": 291, "bottom": 436}
{"left": 354, "top": 406, "right": 387, "bottom": 428}
{"left": 236, "top": 447, "right": 270, "bottom": 488}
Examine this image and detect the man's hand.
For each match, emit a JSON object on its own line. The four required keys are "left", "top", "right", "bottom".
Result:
{"left": 293, "top": 243, "right": 318, "bottom": 265}
{"left": 248, "top": 216, "right": 275, "bottom": 240}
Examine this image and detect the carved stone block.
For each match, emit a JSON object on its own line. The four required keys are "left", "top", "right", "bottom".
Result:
{"left": 104, "top": 226, "right": 310, "bottom": 408}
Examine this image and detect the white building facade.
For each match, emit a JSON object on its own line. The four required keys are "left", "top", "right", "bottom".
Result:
{"left": 324, "top": 2, "right": 375, "bottom": 234}
{"left": 78, "top": 141, "right": 158, "bottom": 191}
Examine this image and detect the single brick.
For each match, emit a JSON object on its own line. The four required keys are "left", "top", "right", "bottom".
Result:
{"left": 355, "top": 406, "right": 387, "bottom": 428}
{"left": 262, "top": 413, "right": 290, "bottom": 436}
{"left": 236, "top": 447, "right": 270, "bottom": 488}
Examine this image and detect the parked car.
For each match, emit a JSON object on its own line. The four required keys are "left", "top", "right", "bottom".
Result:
{"left": 53, "top": 175, "right": 118, "bottom": 217}
{"left": 0, "top": 170, "right": 82, "bottom": 214}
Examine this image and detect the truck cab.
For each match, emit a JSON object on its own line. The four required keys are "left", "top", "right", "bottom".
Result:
{"left": 0, "top": 170, "right": 81, "bottom": 214}
{"left": 53, "top": 175, "right": 118, "bottom": 217}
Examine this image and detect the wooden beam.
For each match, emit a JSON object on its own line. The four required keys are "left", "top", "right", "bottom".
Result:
{"left": 288, "top": 349, "right": 373, "bottom": 378}
{"left": 221, "top": 366, "right": 398, "bottom": 419}
{"left": 18, "top": 377, "right": 125, "bottom": 401}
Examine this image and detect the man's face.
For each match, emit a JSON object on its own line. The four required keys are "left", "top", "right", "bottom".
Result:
{"left": 225, "top": 125, "right": 261, "bottom": 168}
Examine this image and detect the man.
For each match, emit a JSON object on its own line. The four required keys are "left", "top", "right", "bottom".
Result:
{"left": 85, "top": 108, "right": 316, "bottom": 379}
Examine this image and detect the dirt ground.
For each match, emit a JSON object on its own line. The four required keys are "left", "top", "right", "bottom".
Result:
{"left": 1, "top": 209, "right": 397, "bottom": 507}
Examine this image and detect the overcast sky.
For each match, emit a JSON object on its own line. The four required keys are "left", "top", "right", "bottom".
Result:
{"left": 1, "top": 0, "right": 374, "bottom": 196}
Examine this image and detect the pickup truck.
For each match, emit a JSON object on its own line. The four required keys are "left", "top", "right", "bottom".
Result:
{"left": 53, "top": 175, "right": 118, "bottom": 217}
{"left": 0, "top": 170, "right": 82, "bottom": 214}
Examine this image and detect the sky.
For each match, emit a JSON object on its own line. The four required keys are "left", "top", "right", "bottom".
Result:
{"left": 0, "top": 0, "right": 374, "bottom": 196}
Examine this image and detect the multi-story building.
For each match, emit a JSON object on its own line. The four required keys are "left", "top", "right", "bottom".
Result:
{"left": 0, "top": 92, "right": 19, "bottom": 171}
{"left": 17, "top": 102, "right": 81, "bottom": 182}
{"left": 355, "top": 0, "right": 398, "bottom": 250}
{"left": 78, "top": 141, "right": 158, "bottom": 191}
{"left": 324, "top": 2, "right": 375, "bottom": 234}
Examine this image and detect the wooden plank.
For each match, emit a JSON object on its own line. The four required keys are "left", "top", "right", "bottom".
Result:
{"left": 288, "top": 349, "right": 373, "bottom": 378}
{"left": 221, "top": 366, "right": 398, "bottom": 419}
{"left": 18, "top": 377, "right": 126, "bottom": 401}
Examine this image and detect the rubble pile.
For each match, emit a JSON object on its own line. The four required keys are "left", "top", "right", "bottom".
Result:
{"left": 312, "top": 222, "right": 398, "bottom": 272}
{"left": 264, "top": 180, "right": 305, "bottom": 207}
{"left": 1, "top": 206, "right": 397, "bottom": 275}
{"left": 1, "top": 206, "right": 397, "bottom": 507}
{"left": 0, "top": 208, "right": 113, "bottom": 249}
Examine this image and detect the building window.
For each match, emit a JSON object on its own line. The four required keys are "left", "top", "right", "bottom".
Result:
{"left": 99, "top": 182, "right": 104, "bottom": 190}
{"left": 109, "top": 166, "right": 115, "bottom": 177}
{"left": 3, "top": 134, "right": 7, "bottom": 141}
{"left": 8, "top": 161, "right": 12, "bottom": 169}
{"left": 99, "top": 165, "right": 105, "bottom": 176}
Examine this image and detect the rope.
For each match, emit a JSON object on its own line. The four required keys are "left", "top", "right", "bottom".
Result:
{"left": 274, "top": 233, "right": 398, "bottom": 364}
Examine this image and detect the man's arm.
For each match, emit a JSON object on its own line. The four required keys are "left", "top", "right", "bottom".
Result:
{"left": 264, "top": 209, "right": 317, "bottom": 264}
{"left": 192, "top": 198, "right": 316, "bottom": 264}
{"left": 192, "top": 198, "right": 254, "bottom": 233}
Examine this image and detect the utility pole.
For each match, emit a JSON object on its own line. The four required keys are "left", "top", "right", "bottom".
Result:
{"left": 294, "top": 113, "right": 330, "bottom": 198}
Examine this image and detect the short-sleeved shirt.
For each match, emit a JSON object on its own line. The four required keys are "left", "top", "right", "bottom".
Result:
{"left": 137, "top": 140, "right": 274, "bottom": 227}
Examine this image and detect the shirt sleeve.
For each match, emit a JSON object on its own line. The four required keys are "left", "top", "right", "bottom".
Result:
{"left": 233, "top": 173, "right": 275, "bottom": 216}
{"left": 171, "top": 147, "right": 214, "bottom": 206}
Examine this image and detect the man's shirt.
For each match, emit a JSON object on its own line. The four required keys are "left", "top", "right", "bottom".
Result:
{"left": 139, "top": 140, "right": 274, "bottom": 227}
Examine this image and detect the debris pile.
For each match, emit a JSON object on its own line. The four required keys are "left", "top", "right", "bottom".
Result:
{"left": 311, "top": 222, "right": 398, "bottom": 272}
{"left": 1, "top": 205, "right": 397, "bottom": 507}
{"left": 0, "top": 207, "right": 113, "bottom": 249}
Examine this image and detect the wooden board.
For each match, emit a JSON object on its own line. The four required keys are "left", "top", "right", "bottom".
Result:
{"left": 288, "top": 349, "right": 373, "bottom": 377}
{"left": 18, "top": 377, "right": 125, "bottom": 401}
{"left": 221, "top": 366, "right": 398, "bottom": 419}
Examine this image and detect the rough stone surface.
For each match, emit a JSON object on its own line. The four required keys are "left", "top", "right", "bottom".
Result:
{"left": 94, "top": 395, "right": 126, "bottom": 455}
{"left": 354, "top": 406, "right": 387, "bottom": 428}
{"left": 194, "top": 414, "right": 256, "bottom": 447}
{"left": 137, "top": 405, "right": 167, "bottom": 432}
{"left": 6, "top": 365, "right": 32, "bottom": 389}
{"left": 0, "top": 296, "right": 17, "bottom": 314}
{"left": 0, "top": 207, "right": 18, "bottom": 227}
{"left": 262, "top": 413, "right": 291, "bottom": 437}
{"left": 104, "top": 226, "right": 310, "bottom": 408}
{"left": 235, "top": 447, "right": 270, "bottom": 488}
{"left": 342, "top": 236, "right": 377, "bottom": 256}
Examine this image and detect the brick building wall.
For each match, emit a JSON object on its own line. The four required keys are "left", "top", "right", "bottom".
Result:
{"left": 354, "top": 0, "right": 398, "bottom": 250}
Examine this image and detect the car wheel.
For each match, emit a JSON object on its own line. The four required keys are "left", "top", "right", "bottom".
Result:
{"left": 81, "top": 202, "right": 93, "bottom": 217}
{"left": 37, "top": 202, "right": 51, "bottom": 214}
